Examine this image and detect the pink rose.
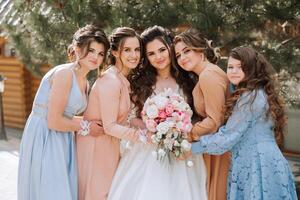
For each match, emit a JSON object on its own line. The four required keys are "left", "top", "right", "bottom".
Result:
{"left": 145, "top": 119, "right": 157, "bottom": 132}
{"left": 182, "top": 122, "right": 193, "bottom": 133}
{"left": 182, "top": 112, "right": 191, "bottom": 123}
{"left": 165, "top": 104, "right": 174, "bottom": 116}
{"left": 158, "top": 110, "right": 167, "bottom": 119}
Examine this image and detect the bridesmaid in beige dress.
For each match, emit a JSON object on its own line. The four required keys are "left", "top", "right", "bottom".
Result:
{"left": 76, "top": 27, "right": 144, "bottom": 200}
{"left": 174, "top": 28, "right": 230, "bottom": 200}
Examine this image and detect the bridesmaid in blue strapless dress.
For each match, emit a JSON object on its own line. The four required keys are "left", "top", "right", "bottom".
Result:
{"left": 17, "top": 25, "right": 109, "bottom": 200}
{"left": 18, "top": 64, "right": 86, "bottom": 200}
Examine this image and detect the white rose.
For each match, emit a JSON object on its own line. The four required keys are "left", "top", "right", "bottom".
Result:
{"left": 164, "top": 138, "right": 174, "bottom": 150}
{"left": 171, "top": 100, "right": 180, "bottom": 108}
{"left": 146, "top": 104, "right": 159, "bottom": 119}
{"left": 165, "top": 117, "right": 173, "bottom": 122}
{"left": 176, "top": 121, "right": 183, "bottom": 130}
{"left": 156, "top": 121, "right": 170, "bottom": 135}
{"left": 153, "top": 95, "right": 169, "bottom": 110}
{"left": 166, "top": 121, "right": 175, "bottom": 128}
{"left": 178, "top": 101, "right": 188, "bottom": 111}
{"left": 181, "top": 139, "right": 192, "bottom": 151}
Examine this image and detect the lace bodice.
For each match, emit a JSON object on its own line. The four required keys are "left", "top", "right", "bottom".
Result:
{"left": 191, "top": 89, "right": 297, "bottom": 199}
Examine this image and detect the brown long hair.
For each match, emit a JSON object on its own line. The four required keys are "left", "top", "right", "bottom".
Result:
{"left": 129, "top": 25, "right": 197, "bottom": 118}
{"left": 225, "top": 47, "right": 286, "bottom": 147}
{"left": 174, "top": 28, "right": 220, "bottom": 64}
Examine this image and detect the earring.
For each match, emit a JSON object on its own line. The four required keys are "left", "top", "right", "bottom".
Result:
{"left": 74, "top": 63, "right": 80, "bottom": 70}
{"left": 201, "top": 54, "right": 205, "bottom": 62}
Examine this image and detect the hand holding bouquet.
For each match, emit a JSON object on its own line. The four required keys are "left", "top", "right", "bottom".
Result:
{"left": 141, "top": 88, "right": 193, "bottom": 165}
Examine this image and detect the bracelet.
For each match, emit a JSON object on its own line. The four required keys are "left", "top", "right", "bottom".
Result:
{"left": 78, "top": 120, "right": 91, "bottom": 136}
{"left": 138, "top": 129, "right": 148, "bottom": 143}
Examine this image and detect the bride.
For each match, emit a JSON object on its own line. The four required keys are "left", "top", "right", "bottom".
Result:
{"left": 108, "top": 26, "right": 207, "bottom": 200}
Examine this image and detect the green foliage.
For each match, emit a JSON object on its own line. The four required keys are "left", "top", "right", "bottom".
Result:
{"left": 3, "top": 0, "right": 112, "bottom": 75}
{"left": 279, "top": 70, "right": 300, "bottom": 108}
{"left": 111, "top": 0, "right": 183, "bottom": 30}
{"left": 2, "top": 0, "right": 299, "bottom": 78}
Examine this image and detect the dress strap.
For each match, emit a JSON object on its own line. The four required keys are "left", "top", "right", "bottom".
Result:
{"left": 71, "top": 66, "right": 89, "bottom": 98}
{"left": 175, "top": 85, "right": 180, "bottom": 93}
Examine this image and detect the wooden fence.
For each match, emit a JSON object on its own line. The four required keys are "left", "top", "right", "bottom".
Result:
{"left": 0, "top": 57, "right": 41, "bottom": 128}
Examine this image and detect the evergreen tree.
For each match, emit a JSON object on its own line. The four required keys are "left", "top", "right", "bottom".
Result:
{"left": 3, "top": 0, "right": 112, "bottom": 76}
{"left": 2, "top": 0, "right": 299, "bottom": 76}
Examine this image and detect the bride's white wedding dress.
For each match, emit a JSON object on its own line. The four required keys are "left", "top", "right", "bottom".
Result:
{"left": 108, "top": 89, "right": 207, "bottom": 200}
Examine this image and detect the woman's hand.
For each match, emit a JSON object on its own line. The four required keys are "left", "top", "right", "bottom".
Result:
{"left": 176, "top": 151, "right": 192, "bottom": 161}
{"left": 89, "top": 120, "right": 105, "bottom": 137}
{"left": 137, "top": 129, "right": 154, "bottom": 144}
{"left": 146, "top": 131, "right": 154, "bottom": 144}
{"left": 130, "top": 118, "right": 146, "bottom": 129}
{"left": 187, "top": 132, "right": 194, "bottom": 143}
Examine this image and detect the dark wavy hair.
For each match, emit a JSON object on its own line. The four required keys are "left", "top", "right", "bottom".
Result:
{"left": 224, "top": 46, "right": 287, "bottom": 148}
{"left": 129, "top": 25, "right": 197, "bottom": 118}
{"left": 174, "top": 28, "right": 220, "bottom": 64}
{"left": 67, "top": 24, "right": 109, "bottom": 67}
{"left": 107, "top": 27, "right": 142, "bottom": 66}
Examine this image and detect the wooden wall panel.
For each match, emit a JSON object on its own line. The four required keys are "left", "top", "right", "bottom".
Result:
{"left": 0, "top": 57, "right": 43, "bottom": 129}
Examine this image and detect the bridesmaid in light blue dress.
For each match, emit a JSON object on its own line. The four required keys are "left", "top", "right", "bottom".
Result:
{"left": 191, "top": 47, "right": 297, "bottom": 200}
{"left": 18, "top": 25, "right": 109, "bottom": 200}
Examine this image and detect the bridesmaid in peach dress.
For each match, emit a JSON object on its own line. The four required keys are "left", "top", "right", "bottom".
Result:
{"left": 174, "top": 28, "right": 230, "bottom": 200}
{"left": 76, "top": 27, "right": 144, "bottom": 200}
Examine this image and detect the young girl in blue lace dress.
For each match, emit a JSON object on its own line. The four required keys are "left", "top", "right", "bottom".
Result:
{"left": 191, "top": 46, "right": 297, "bottom": 199}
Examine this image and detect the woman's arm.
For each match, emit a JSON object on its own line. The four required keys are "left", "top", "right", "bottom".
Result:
{"left": 192, "top": 90, "right": 267, "bottom": 155}
{"left": 98, "top": 76, "right": 139, "bottom": 142}
{"left": 191, "top": 70, "right": 227, "bottom": 139}
{"left": 47, "top": 68, "right": 82, "bottom": 132}
{"left": 130, "top": 118, "right": 146, "bottom": 129}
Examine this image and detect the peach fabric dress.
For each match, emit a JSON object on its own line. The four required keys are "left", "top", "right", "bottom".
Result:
{"left": 191, "top": 65, "right": 230, "bottom": 200}
{"left": 76, "top": 66, "right": 139, "bottom": 200}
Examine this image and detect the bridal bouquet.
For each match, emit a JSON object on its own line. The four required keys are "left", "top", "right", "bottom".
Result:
{"left": 141, "top": 88, "right": 193, "bottom": 164}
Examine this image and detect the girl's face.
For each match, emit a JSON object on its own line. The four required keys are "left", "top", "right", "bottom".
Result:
{"left": 227, "top": 56, "right": 245, "bottom": 85}
{"left": 175, "top": 41, "right": 203, "bottom": 72}
{"left": 79, "top": 41, "right": 105, "bottom": 70}
{"left": 146, "top": 39, "right": 171, "bottom": 70}
{"left": 115, "top": 37, "right": 141, "bottom": 70}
